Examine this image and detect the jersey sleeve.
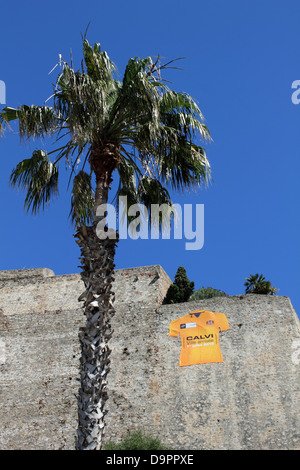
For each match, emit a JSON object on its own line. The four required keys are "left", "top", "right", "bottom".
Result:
{"left": 169, "top": 318, "right": 180, "bottom": 337}
{"left": 216, "top": 313, "right": 230, "bottom": 331}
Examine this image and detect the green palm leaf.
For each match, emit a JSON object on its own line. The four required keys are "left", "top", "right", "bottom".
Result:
{"left": 70, "top": 170, "right": 94, "bottom": 227}
{"left": 1, "top": 105, "right": 58, "bottom": 140}
{"left": 10, "top": 150, "right": 59, "bottom": 213}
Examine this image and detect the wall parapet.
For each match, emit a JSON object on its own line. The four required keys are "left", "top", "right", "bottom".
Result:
{"left": 0, "top": 265, "right": 172, "bottom": 317}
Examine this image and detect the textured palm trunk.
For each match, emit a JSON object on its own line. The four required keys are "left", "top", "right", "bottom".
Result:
{"left": 75, "top": 145, "right": 120, "bottom": 450}
{"left": 75, "top": 226, "right": 117, "bottom": 450}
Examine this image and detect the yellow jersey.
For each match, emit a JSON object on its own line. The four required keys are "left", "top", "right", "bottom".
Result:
{"left": 169, "top": 309, "right": 230, "bottom": 366}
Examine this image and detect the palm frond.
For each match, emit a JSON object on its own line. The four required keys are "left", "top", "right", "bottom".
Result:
{"left": 114, "top": 158, "right": 139, "bottom": 202}
{"left": 70, "top": 170, "right": 94, "bottom": 227}
{"left": 10, "top": 150, "right": 59, "bottom": 213}
{"left": 111, "top": 66, "right": 212, "bottom": 192}
{"left": 0, "top": 113, "right": 6, "bottom": 135}
{"left": 54, "top": 59, "right": 119, "bottom": 144}
{"left": 114, "top": 157, "right": 175, "bottom": 233}
{"left": 83, "top": 39, "right": 117, "bottom": 83}
{"left": 137, "top": 175, "right": 175, "bottom": 233}
{"left": 107, "top": 56, "right": 163, "bottom": 137}
{"left": 1, "top": 105, "right": 59, "bottom": 140}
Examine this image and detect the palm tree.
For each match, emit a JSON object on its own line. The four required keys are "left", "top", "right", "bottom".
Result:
{"left": 244, "top": 274, "right": 278, "bottom": 295}
{"left": 0, "top": 37, "right": 211, "bottom": 450}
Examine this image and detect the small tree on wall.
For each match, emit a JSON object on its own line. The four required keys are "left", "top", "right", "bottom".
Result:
{"left": 164, "top": 266, "right": 194, "bottom": 304}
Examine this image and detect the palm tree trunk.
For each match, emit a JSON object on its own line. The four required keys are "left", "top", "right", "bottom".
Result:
{"left": 75, "top": 225, "right": 117, "bottom": 450}
{"left": 75, "top": 149, "right": 119, "bottom": 450}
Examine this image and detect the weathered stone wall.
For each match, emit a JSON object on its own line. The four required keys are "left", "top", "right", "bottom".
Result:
{"left": 0, "top": 266, "right": 299, "bottom": 450}
{"left": 106, "top": 294, "right": 300, "bottom": 450}
{"left": 0, "top": 265, "right": 171, "bottom": 450}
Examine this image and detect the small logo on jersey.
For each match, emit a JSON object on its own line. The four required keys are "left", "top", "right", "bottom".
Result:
{"left": 180, "top": 322, "right": 197, "bottom": 329}
{"left": 206, "top": 320, "right": 214, "bottom": 325}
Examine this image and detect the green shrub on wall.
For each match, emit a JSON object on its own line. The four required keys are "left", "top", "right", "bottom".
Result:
{"left": 189, "top": 286, "right": 227, "bottom": 301}
{"left": 103, "top": 430, "right": 172, "bottom": 450}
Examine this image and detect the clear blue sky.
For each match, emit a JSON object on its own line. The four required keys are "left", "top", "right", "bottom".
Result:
{"left": 1, "top": 0, "right": 299, "bottom": 316}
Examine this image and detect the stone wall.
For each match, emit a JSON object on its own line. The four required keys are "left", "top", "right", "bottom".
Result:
{"left": 0, "top": 265, "right": 299, "bottom": 450}
{"left": 0, "top": 265, "right": 171, "bottom": 450}
{"left": 106, "top": 294, "right": 300, "bottom": 450}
